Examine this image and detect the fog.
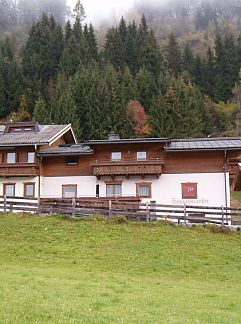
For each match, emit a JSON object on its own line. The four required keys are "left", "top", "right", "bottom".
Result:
{"left": 67, "top": 0, "right": 135, "bottom": 24}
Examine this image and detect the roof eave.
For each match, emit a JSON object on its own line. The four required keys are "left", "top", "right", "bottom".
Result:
{"left": 40, "top": 152, "right": 93, "bottom": 157}
{"left": 166, "top": 147, "right": 241, "bottom": 152}
{"left": 48, "top": 124, "right": 77, "bottom": 146}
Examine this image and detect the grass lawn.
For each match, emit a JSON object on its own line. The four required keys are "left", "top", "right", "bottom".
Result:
{"left": 0, "top": 214, "right": 241, "bottom": 323}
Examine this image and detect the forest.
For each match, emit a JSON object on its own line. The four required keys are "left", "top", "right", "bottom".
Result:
{"left": 1, "top": 0, "right": 241, "bottom": 140}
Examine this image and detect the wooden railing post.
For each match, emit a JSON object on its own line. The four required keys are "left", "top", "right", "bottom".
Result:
{"left": 221, "top": 205, "right": 224, "bottom": 226}
{"left": 184, "top": 203, "right": 187, "bottom": 225}
{"left": 72, "top": 198, "right": 76, "bottom": 217}
{"left": 108, "top": 200, "right": 112, "bottom": 218}
{"left": 146, "top": 202, "right": 150, "bottom": 222}
{"left": 4, "top": 194, "right": 7, "bottom": 213}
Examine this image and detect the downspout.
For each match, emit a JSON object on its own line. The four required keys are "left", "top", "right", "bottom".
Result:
{"left": 224, "top": 149, "right": 228, "bottom": 222}
{"left": 35, "top": 144, "right": 41, "bottom": 208}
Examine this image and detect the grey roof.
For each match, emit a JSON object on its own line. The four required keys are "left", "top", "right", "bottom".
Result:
{"left": 40, "top": 144, "right": 93, "bottom": 156}
{"left": 0, "top": 124, "right": 72, "bottom": 146}
{"left": 85, "top": 137, "right": 170, "bottom": 145}
{"left": 166, "top": 137, "right": 241, "bottom": 151}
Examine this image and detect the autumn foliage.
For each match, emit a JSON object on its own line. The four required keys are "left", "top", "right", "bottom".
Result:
{"left": 127, "top": 100, "right": 150, "bottom": 137}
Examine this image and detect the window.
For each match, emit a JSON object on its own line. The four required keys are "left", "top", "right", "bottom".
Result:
{"left": 111, "top": 152, "right": 121, "bottom": 161}
{"left": 106, "top": 183, "right": 122, "bottom": 197}
{"left": 27, "top": 152, "right": 35, "bottom": 163}
{"left": 6, "top": 152, "right": 16, "bottom": 164}
{"left": 136, "top": 182, "right": 152, "bottom": 198}
{"left": 3, "top": 183, "right": 15, "bottom": 197}
{"left": 62, "top": 185, "right": 77, "bottom": 198}
{"left": 181, "top": 183, "right": 197, "bottom": 199}
{"left": 66, "top": 156, "right": 78, "bottom": 165}
{"left": 24, "top": 183, "right": 35, "bottom": 198}
{"left": 137, "top": 151, "right": 147, "bottom": 160}
{"left": 96, "top": 184, "right": 100, "bottom": 198}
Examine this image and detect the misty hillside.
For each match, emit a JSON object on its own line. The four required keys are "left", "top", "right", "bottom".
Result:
{"left": 1, "top": 0, "right": 241, "bottom": 141}
{"left": 124, "top": 0, "right": 241, "bottom": 53}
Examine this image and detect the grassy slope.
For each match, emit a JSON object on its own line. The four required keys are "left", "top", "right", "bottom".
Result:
{"left": 0, "top": 214, "right": 241, "bottom": 323}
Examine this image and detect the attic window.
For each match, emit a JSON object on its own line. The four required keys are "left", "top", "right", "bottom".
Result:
{"left": 4, "top": 122, "right": 39, "bottom": 133}
{"left": 8, "top": 126, "right": 36, "bottom": 133}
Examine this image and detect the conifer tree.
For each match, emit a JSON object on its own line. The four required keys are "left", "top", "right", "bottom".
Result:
{"left": 135, "top": 67, "right": 159, "bottom": 113}
{"left": 32, "top": 93, "right": 50, "bottom": 124}
{"left": 53, "top": 86, "right": 81, "bottom": 139}
{"left": 22, "top": 14, "right": 64, "bottom": 107}
{"left": 166, "top": 33, "right": 182, "bottom": 76}
{"left": 182, "top": 42, "right": 194, "bottom": 76}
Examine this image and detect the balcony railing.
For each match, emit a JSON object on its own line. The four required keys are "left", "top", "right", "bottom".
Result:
{"left": 0, "top": 163, "right": 39, "bottom": 177}
{"left": 92, "top": 158, "right": 164, "bottom": 178}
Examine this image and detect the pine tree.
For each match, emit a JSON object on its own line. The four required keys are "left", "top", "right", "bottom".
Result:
{"left": 182, "top": 42, "right": 194, "bottom": 76}
{"left": 135, "top": 67, "right": 159, "bottom": 113}
{"left": 8, "top": 95, "right": 31, "bottom": 122}
{"left": 84, "top": 24, "right": 98, "bottom": 62}
{"left": 22, "top": 14, "right": 64, "bottom": 108}
{"left": 203, "top": 47, "right": 216, "bottom": 99}
{"left": 32, "top": 93, "right": 50, "bottom": 124}
{"left": 64, "top": 20, "right": 72, "bottom": 42}
{"left": 53, "top": 86, "right": 81, "bottom": 139}
{"left": 125, "top": 21, "right": 139, "bottom": 74}
{"left": 214, "top": 33, "right": 238, "bottom": 102}
{"left": 166, "top": 33, "right": 182, "bottom": 76}
{"left": 103, "top": 27, "right": 125, "bottom": 69}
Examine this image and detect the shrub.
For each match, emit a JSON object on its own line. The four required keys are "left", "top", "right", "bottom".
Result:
{"left": 109, "top": 215, "right": 128, "bottom": 224}
{"left": 206, "top": 224, "right": 232, "bottom": 234}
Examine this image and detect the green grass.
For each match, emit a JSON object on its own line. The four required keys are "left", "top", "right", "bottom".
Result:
{"left": 0, "top": 214, "right": 241, "bottom": 323}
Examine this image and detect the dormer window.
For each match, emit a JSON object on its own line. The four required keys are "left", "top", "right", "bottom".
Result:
{"left": 111, "top": 152, "right": 121, "bottom": 161}
{"left": 4, "top": 122, "right": 39, "bottom": 134}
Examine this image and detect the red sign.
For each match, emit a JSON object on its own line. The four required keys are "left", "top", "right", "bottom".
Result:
{"left": 181, "top": 183, "right": 197, "bottom": 199}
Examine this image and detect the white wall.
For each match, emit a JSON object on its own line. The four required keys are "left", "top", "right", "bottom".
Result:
{"left": 41, "top": 176, "right": 97, "bottom": 198}
{"left": 0, "top": 177, "right": 39, "bottom": 197}
{"left": 41, "top": 172, "right": 230, "bottom": 207}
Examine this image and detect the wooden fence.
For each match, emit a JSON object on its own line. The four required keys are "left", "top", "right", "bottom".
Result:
{"left": 40, "top": 198, "right": 241, "bottom": 225}
{"left": 0, "top": 195, "right": 38, "bottom": 213}
{"left": 1, "top": 196, "right": 241, "bottom": 226}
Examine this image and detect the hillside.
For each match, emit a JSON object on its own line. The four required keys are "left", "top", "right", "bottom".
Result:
{"left": 0, "top": 213, "right": 241, "bottom": 323}
{"left": 1, "top": 1, "right": 241, "bottom": 139}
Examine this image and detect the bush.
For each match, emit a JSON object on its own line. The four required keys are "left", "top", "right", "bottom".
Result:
{"left": 109, "top": 215, "right": 128, "bottom": 224}
{"left": 206, "top": 224, "right": 232, "bottom": 234}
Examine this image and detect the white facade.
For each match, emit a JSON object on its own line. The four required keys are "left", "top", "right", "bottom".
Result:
{"left": 40, "top": 172, "right": 230, "bottom": 207}
{"left": 0, "top": 176, "right": 39, "bottom": 198}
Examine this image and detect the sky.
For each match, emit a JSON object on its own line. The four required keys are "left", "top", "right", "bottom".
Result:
{"left": 67, "top": 0, "right": 135, "bottom": 24}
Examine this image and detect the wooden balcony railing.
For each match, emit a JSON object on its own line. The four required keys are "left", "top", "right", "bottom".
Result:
{"left": 92, "top": 158, "right": 164, "bottom": 178}
{"left": 0, "top": 163, "right": 39, "bottom": 177}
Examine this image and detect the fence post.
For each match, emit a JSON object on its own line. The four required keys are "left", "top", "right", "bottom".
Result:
{"left": 72, "top": 198, "right": 76, "bottom": 217}
{"left": 108, "top": 200, "right": 112, "bottom": 219}
{"left": 221, "top": 205, "right": 224, "bottom": 226}
{"left": 146, "top": 202, "right": 150, "bottom": 222}
{"left": 4, "top": 194, "right": 7, "bottom": 212}
{"left": 184, "top": 203, "right": 187, "bottom": 225}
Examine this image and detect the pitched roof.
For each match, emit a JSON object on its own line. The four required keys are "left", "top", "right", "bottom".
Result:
{"left": 85, "top": 137, "right": 170, "bottom": 145}
{"left": 166, "top": 137, "right": 241, "bottom": 151}
{"left": 0, "top": 124, "right": 76, "bottom": 146}
{"left": 40, "top": 144, "right": 93, "bottom": 156}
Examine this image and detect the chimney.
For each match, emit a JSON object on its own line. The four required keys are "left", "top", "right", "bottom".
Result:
{"left": 108, "top": 132, "right": 120, "bottom": 141}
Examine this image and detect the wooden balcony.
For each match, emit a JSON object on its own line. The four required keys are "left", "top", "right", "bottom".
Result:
{"left": 92, "top": 158, "right": 163, "bottom": 178}
{"left": 0, "top": 163, "right": 39, "bottom": 177}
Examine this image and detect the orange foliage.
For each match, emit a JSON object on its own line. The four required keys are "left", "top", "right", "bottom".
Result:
{"left": 127, "top": 100, "right": 150, "bottom": 137}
